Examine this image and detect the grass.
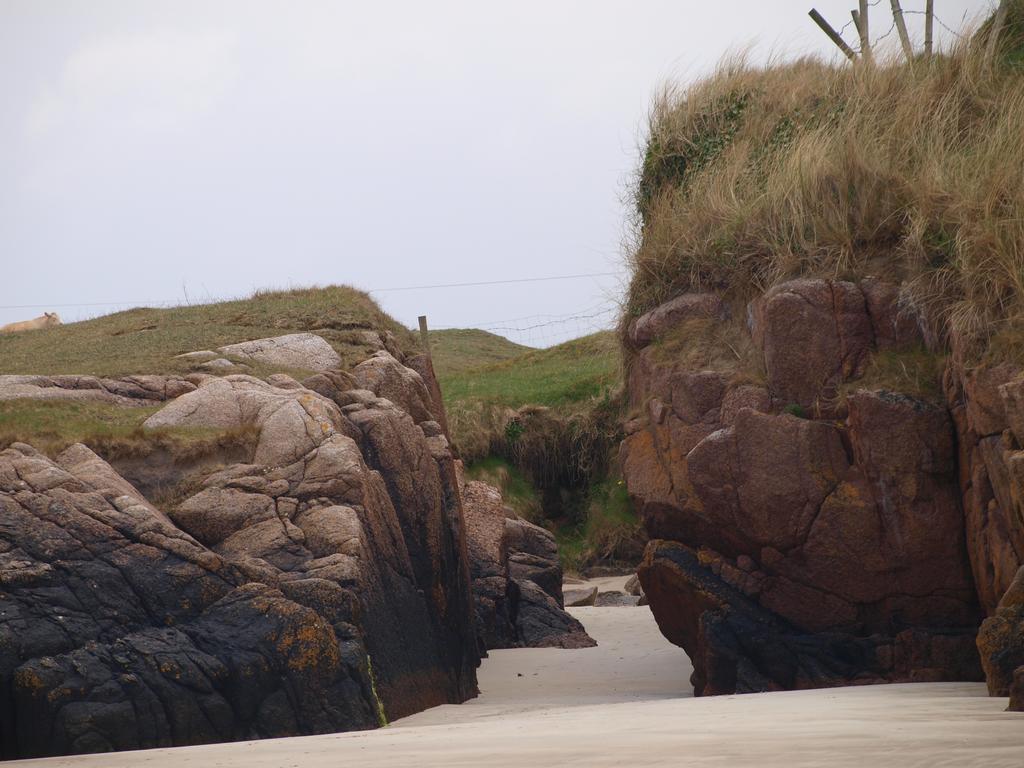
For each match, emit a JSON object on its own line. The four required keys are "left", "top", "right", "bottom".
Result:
{"left": 0, "top": 399, "right": 257, "bottom": 461}
{"left": 0, "top": 286, "right": 416, "bottom": 377}
{"left": 839, "top": 346, "right": 947, "bottom": 403}
{"left": 428, "top": 329, "right": 532, "bottom": 377}
{"left": 444, "top": 331, "right": 631, "bottom": 571}
{"left": 626, "top": 9, "right": 1024, "bottom": 366}
{"left": 464, "top": 456, "right": 543, "bottom": 522}
{"left": 555, "top": 474, "right": 643, "bottom": 575}
{"left": 441, "top": 331, "right": 621, "bottom": 464}
{"left": 440, "top": 331, "right": 620, "bottom": 410}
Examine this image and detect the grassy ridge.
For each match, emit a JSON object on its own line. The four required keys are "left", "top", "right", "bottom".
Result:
{"left": 438, "top": 331, "right": 619, "bottom": 411}
{"left": 434, "top": 330, "right": 635, "bottom": 573}
{"left": 0, "top": 286, "right": 415, "bottom": 377}
{"left": 427, "top": 329, "right": 532, "bottom": 376}
{"left": 628, "top": 21, "right": 1024, "bottom": 365}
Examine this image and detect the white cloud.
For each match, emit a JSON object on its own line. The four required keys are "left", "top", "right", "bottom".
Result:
{"left": 26, "top": 27, "right": 237, "bottom": 138}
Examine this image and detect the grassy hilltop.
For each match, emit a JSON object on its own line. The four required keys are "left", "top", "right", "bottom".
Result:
{"left": 0, "top": 286, "right": 414, "bottom": 458}
{"left": 0, "top": 286, "right": 415, "bottom": 378}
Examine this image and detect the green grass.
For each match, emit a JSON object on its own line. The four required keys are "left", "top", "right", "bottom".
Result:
{"left": 555, "top": 474, "right": 642, "bottom": 575}
{"left": 464, "top": 456, "right": 543, "bottom": 522}
{"left": 0, "top": 399, "right": 257, "bottom": 460}
{"left": 0, "top": 286, "right": 416, "bottom": 377}
{"left": 428, "top": 329, "right": 533, "bottom": 377}
{"left": 440, "top": 331, "right": 620, "bottom": 411}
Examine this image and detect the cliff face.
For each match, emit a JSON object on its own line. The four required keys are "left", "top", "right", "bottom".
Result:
{"left": 0, "top": 350, "right": 481, "bottom": 759}
{"left": 621, "top": 279, "right": 1024, "bottom": 701}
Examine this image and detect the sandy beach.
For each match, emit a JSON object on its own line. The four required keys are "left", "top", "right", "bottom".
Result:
{"left": 12, "top": 583, "right": 1023, "bottom": 768}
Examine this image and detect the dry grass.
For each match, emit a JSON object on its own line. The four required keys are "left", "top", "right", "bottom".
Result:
{"left": 0, "top": 399, "right": 258, "bottom": 461}
{"left": 627, "top": 15, "right": 1024, "bottom": 366}
{"left": 0, "top": 285, "right": 416, "bottom": 377}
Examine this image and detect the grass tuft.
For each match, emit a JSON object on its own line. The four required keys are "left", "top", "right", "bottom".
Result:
{"left": 625, "top": 28, "right": 1024, "bottom": 365}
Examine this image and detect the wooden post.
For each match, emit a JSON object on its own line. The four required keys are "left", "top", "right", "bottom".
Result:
{"left": 418, "top": 315, "right": 432, "bottom": 359}
{"left": 857, "top": 0, "right": 872, "bottom": 62}
{"left": 809, "top": 9, "right": 858, "bottom": 61}
{"left": 924, "top": 0, "right": 934, "bottom": 57}
{"left": 890, "top": 0, "right": 915, "bottom": 62}
{"left": 987, "top": 0, "right": 1010, "bottom": 66}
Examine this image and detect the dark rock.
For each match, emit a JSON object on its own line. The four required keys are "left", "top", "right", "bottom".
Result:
{"left": 460, "top": 478, "right": 593, "bottom": 650}
{"left": 564, "top": 587, "right": 599, "bottom": 607}
{"left": 1, "top": 352, "right": 484, "bottom": 759}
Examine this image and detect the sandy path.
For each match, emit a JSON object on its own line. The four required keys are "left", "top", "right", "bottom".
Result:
{"left": 13, "top": 603, "right": 1024, "bottom": 768}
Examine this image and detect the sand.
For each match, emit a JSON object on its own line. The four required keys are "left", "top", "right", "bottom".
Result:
{"left": 12, "top": 595, "right": 1024, "bottom": 768}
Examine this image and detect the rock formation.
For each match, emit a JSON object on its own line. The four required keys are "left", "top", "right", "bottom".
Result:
{"left": 460, "top": 479, "right": 594, "bottom": 651}
{"left": 622, "top": 279, "right": 1024, "bottom": 698}
{"left": 0, "top": 374, "right": 195, "bottom": 405}
{"left": 216, "top": 332, "right": 342, "bottom": 371}
{"left": 0, "top": 347, "right": 484, "bottom": 759}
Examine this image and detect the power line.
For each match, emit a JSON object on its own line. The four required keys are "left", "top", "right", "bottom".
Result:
{"left": 366, "top": 272, "right": 624, "bottom": 294}
{"left": 0, "top": 271, "right": 626, "bottom": 310}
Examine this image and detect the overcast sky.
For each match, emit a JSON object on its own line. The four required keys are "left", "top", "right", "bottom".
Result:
{"left": 0, "top": 1, "right": 984, "bottom": 346}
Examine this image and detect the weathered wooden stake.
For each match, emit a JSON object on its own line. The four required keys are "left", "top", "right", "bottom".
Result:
{"left": 809, "top": 9, "right": 858, "bottom": 61}
{"left": 924, "top": 0, "right": 934, "bottom": 57}
{"left": 986, "top": 0, "right": 1010, "bottom": 66}
{"left": 418, "top": 315, "right": 432, "bottom": 359}
{"left": 857, "top": 0, "right": 873, "bottom": 62}
{"left": 890, "top": 0, "right": 915, "bottom": 62}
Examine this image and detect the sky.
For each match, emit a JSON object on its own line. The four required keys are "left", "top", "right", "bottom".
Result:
{"left": 0, "top": 0, "right": 985, "bottom": 346}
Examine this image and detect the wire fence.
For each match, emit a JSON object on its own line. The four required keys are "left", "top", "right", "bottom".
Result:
{"left": 431, "top": 302, "right": 620, "bottom": 348}
{"left": 0, "top": 273, "right": 625, "bottom": 349}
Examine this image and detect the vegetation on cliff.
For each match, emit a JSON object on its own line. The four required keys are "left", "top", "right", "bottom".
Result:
{"left": 628, "top": 12, "right": 1024, "bottom": 365}
{"left": 434, "top": 331, "right": 639, "bottom": 572}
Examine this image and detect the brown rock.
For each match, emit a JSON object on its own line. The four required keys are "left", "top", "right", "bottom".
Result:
{"left": 627, "top": 293, "right": 725, "bottom": 349}
{"left": 859, "top": 278, "right": 923, "bottom": 350}
{"left": 749, "top": 279, "right": 873, "bottom": 409}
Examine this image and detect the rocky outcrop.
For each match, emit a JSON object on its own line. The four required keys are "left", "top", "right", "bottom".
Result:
{"left": 623, "top": 279, "right": 995, "bottom": 697}
{"left": 1, "top": 351, "right": 482, "bottom": 759}
{"left": 978, "top": 565, "right": 1024, "bottom": 709}
{"left": 215, "top": 333, "right": 342, "bottom": 371}
{"left": 460, "top": 479, "right": 594, "bottom": 650}
{"left": 945, "top": 361, "right": 1024, "bottom": 614}
{"left": 0, "top": 443, "right": 379, "bottom": 758}
{"left": 0, "top": 374, "right": 195, "bottom": 405}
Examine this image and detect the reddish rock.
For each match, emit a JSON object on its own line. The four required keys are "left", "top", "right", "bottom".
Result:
{"left": 964, "top": 363, "right": 1022, "bottom": 437}
{"left": 627, "top": 293, "right": 725, "bottom": 349}
{"left": 1009, "top": 666, "right": 1024, "bottom": 711}
{"left": 859, "top": 278, "right": 923, "bottom": 350}
{"left": 623, "top": 280, "right": 987, "bottom": 697}
{"left": 978, "top": 565, "right": 1024, "bottom": 700}
{"left": 749, "top": 279, "right": 874, "bottom": 409}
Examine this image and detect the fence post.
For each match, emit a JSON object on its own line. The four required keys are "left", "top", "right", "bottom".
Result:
{"left": 856, "top": 0, "right": 872, "bottom": 62}
{"left": 924, "top": 0, "right": 934, "bottom": 58}
{"left": 890, "top": 0, "right": 915, "bottom": 62}
{"left": 418, "top": 315, "right": 432, "bottom": 360}
{"left": 809, "top": 9, "right": 858, "bottom": 61}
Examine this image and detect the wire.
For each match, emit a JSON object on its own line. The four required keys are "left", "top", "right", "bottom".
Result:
{"left": 0, "top": 271, "right": 626, "bottom": 310}
{"left": 366, "top": 272, "right": 624, "bottom": 294}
